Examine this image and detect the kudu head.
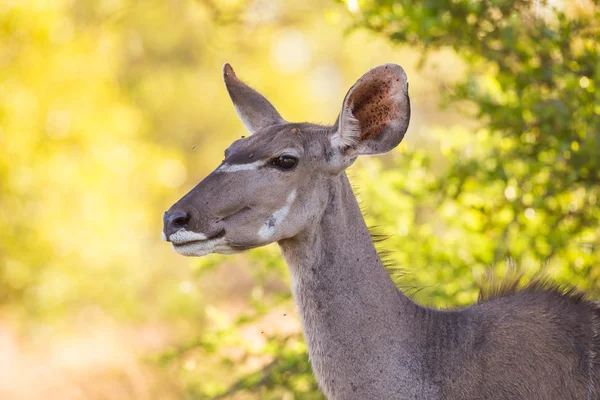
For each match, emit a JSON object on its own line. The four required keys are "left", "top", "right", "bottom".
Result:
{"left": 163, "top": 63, "right": 410, "bottom": 256}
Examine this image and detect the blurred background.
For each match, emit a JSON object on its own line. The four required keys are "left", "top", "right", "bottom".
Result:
{"left": 0, "top": 0, "right": 598, "bottom": 398}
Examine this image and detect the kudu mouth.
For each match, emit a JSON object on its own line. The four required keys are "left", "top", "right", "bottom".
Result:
{"left": 165, "top": 227, "right": 229, "bottom": 257}
{"left": 168, "top": 228, "right": 226, "bottom": 245}
{"left": 162, "top": 182, "right": 258, "bottom": 256}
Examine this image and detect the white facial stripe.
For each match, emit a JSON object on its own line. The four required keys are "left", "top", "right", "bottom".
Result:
{"left": 258, "top": 189, "right": 297, "bottom": 241}
{"left": 217, "top": 161, "right": 264, "bottom": 173}
{"left": 169, "top": 229, "right": 207, "bottom": 244}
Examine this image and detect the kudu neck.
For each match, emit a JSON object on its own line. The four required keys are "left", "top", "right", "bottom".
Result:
{"left": 279, "top": 172, "right": 409, "bottom": 305}
{"left": 277, "top": 172, "right": 431, "bottom": 398}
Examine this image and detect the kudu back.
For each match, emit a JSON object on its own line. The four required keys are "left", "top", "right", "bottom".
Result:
{"left": 163, "top": 63, "right": 600, "bottom": 399}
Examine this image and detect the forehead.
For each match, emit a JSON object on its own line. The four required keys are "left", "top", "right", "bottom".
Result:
{"left": 224, "top": 123, "right": 330, "bottom": 165}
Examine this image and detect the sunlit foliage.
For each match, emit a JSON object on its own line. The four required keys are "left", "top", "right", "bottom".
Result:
{"left": 1, "top": 0, "right": 598, "bottom": 398}
{"left": 353, "top": 0, "right": 600, "bottom": 303}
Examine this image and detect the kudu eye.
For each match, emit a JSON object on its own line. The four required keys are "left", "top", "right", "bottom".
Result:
{"left": 270, "top": 155, "right": 298, "bottom": 170}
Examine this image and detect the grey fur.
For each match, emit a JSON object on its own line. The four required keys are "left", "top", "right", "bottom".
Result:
{"left": 164, "top": 63, "right": 600, "bottom": 399}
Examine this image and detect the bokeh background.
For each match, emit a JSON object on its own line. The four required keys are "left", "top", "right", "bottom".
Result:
{"left": 1, "top": 0, "right": 599, "bottom": 398}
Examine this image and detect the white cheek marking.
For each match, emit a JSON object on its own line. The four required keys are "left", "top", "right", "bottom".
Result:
{"left": 162, "top": 232, "right": 167, "bottom": 241}
{"left": 169, "top": 229, "right": 207, "bottom": 244}
{"left": 258, "top": 189, "right": 297, "bottom": 241}
{"left": 217, "top": 161, "right": 264, "bottom": 173}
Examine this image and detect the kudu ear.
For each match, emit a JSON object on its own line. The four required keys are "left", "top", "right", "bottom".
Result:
{"left": 223, "top": 63, "right": 285, "bottom": 134}
{"left": 332, "top": 64, "right": 410, "bottom": 157}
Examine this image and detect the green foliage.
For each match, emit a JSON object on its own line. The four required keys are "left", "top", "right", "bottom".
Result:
{"left": 352, "top": 0, "right": 600, "bottom": 305}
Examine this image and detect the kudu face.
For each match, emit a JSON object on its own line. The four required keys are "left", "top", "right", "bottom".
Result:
{"left": 163, "top": 63, "right": 410, "bottom": 257}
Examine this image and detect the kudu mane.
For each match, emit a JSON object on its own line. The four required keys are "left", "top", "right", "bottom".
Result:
{"left": 369, "top": 219, "right": 599, "bottom": 310}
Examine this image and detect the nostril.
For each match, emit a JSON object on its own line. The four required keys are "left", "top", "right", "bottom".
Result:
{"left": 164, "top": 211, "right": 191, "bottom": 237}
{"left": 169, "top": 212, "right": 190, "bottom": 229}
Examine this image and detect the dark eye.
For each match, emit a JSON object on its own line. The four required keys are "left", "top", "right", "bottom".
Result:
{"left": 270, "top": 155, "right": 298, "bottom": 170}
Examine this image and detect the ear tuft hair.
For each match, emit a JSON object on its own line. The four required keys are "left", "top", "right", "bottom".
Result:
{"left": 331, "top": 112, "right": 360, "bottom": 149}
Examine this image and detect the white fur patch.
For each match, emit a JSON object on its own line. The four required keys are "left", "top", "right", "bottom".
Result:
{"left": 172, "top": 236, "right": 235, "bottom": 257}
{"left": 169, "top": 229, "right": 207, "bottom": 244}
{"left": 162, "top": 231, "right": 167, "bottom": 241}
{"left": 258, "top": 189, "right": 297, "bottom": 241}
{"left": 217, "top": 161, "right": 264, "bottom": 173}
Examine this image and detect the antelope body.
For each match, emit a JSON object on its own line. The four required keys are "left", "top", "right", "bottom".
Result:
{"left": 163, "top": 63, "right": 600, "bottom": 399}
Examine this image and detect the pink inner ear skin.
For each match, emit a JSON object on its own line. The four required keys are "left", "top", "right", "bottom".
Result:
{"left": 350, "top": 76, "right": 400, "bottom": 141}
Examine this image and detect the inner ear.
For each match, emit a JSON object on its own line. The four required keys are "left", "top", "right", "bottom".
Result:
{"left": 335, "top": 64, "right": 410, "bottom": 156}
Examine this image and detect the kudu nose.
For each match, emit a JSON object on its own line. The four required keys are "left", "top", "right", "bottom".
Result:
{"left": 163, "top": 211, "right": 190, "bottom": 240}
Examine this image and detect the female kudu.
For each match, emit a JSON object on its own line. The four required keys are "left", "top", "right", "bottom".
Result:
{"left": 163, "top": 63, "right": 600, "bottom": 399}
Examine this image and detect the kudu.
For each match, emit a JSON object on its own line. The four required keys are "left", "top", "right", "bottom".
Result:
{"left": 163, "top": 63, "right": 600, "bottom": 399}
